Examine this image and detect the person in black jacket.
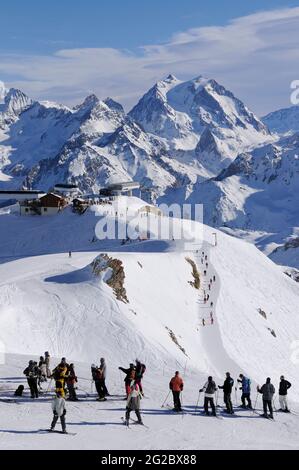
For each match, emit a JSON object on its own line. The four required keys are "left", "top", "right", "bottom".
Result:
{"left": 218, "top": 372, "right": 234, "bottom": 414}
{"left": 119, "top": 363, "right": 136, "bottom": 398}
{"left": 257, "top": 378, "right": 275, "bottom": 419}
{"left": 279, "top": 376, "right": 291, "bottom": 412}
{"left": 23, "top": 360, "right": 39, "bottom": 398}
{"left": 200, "top": 376, "right": 217, "bottom": 416}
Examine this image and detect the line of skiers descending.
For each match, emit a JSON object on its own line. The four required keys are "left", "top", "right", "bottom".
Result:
{"left": 170, "top": 371, "right": 292, "bottom": 419}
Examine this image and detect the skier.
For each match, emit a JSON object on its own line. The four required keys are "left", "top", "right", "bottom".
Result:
{"left": 257, "top": 378, "right": 275, "bottom": 419}
{"left": 91, "top": 364, "right": 106, "bottom": 401}
{"left": 135, "top": 359, "right": 146, "bottom": 395}
{"left": 45, "top": 351, "right": 51, "bottom": 378}
{"left": 213, "top": 275, "right": 216, "bottom": 282}
{"left": 200, "top": 376, "right": 217, "bottom": 416}
{"left": 23, "top": 360, "right": 39, "bottom": 398}
{"left": 52, "top": 358, "right": 69, "bottom": 398}
{"left": 203, "top": 270, "right": 207, "bottom": 276}
{"left": 208, "top": 284, "right": 211, "bottom": 291}
{"left": 66, "top": 363, "right": 78, "bottom": 401}
{"left": 169, "top": 371, "right": 183, "bottom": 412}
{"left": 125, "top": 380, "right": 143, "bottom": 426}
{"left": 119, "top": 363, "right": 136, "bottom": 398}
{"left": 202, "top": 318, "right": 205, "bottom": 327}
{"left": 218, "top": 372, "right": 234, "bottom": 414}
{"left": 14, "top": 385, "right": 24, "bottom": 397}
{"left": 38, "top": 356, "right": 47, "bottom": 387}
{"left": 278, "top": 376, "right": 291, "bottom": 413}
{"left": 50, "top": 391, "right": 67, "bottom": 433}
{"left": 68, "top": 251, "right": 72, "bottom": 258}
{"left": 237, "top": 374, "right": 252, "bottom": 409}
{"left": 100, "top": 358, "right": 110, "bottom": 396}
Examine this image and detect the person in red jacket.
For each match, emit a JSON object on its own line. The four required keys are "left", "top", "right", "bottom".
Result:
{"left": 169, "top": 371, "right": 184, "bottom": 412}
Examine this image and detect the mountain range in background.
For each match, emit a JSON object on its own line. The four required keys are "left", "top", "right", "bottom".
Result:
{"left": 1, "top": 75, "right": 299, "bottom": 269}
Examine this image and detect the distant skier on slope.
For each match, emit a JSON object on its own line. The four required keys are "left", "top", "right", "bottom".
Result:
{"left": 237, "top": 374, "right": 252, "bottom": 409}
{"left": 257, "top": 378, "right": 275, "bottom": 419}
{"left": 218, "top": 372, "right": 234, "bottom": 414}
{"left": 169, "top": 371, "right": 184, "bottom": 412}
{"left": 135, "top": 359, "right": 146, "bottom": 396}
{"left": 200, "top": 376, "right": 217, "bottom": 416}
{"left": 125, "top": 380, "right": 143, "bottom": 426}
{"left": 23, "top": 360, "right": 39, "bottom": 398}
{"left": 50, "top": 391, "right": 67, "bottom": 433}
{"left": 119, "top": 363, "right": 136, "bottom": 398}
{"left": 278, "top": 376, "right": 291, "bottom": 413}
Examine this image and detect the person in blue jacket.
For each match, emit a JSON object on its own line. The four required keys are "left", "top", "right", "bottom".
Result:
{"left": 237, "top": 373, "right": 252, "bottom": 409}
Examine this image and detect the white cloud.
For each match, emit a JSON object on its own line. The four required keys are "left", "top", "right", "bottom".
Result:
{"left": 1, "top": 7, "right": 299, "bottom": 115}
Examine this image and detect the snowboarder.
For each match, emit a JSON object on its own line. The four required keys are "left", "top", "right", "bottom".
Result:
{"left": 100, "top": 358, "right": 109, "bottom": 396}
{"left": 278, "top": 376, "right": 291, "bottom": 413}
{"left": 23, "top": 360, "right": 39, "bottom": 398}
{"left": 135, "top": 359, "right": 146, "bottom": 395}
{"left": 45, "top": 351, "right": 51, "bottom": 378}
{"left": 68, "top": 251, "right": 72, "bottom": 258}
{"left": 66, "top": 363, "right": 78, "bottom": 401}
{"left": 119, "top": 363, "right": 136, "bottom": 398}
{"left": 125, "top": 380, "right": 143, "bottom": 426}
{"left": 237, "top": 374, "right": 252, "bottom": 409}
{"left": 169, "top": 371, "right": 183, "bottom": 412}
{"left": 14, "top": 385, "right": 24, "bottom": 397}
{"left": 257, "top": 378, "right": 275, "bottom": 419}
{"left": 200, "top": 376, "right": 217, "bottom": 416}
{"left": 218, "top": 372, "right": 234, "bottom": 414}
{"left": 52, "top": 358, "right": 69, "bottom": 398}
{"left": 91, "top": 364, "right": 106, "bottom": 401}
{"left": 50, "top": 391, "right": 67, "bottom": 433}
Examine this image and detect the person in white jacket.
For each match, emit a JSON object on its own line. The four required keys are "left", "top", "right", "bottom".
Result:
{"left": 50, "top": 391, "right": 67, "bottom": 433}
{"left": 125, "top": 380, "right": 143, "bottom": 426}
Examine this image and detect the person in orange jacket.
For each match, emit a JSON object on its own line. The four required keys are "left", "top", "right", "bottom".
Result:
{"left": 169, "top": 371, "right": 184, "bottom": 412}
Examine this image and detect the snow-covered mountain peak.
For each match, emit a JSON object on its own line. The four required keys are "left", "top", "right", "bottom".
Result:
{"left": 262, "top": 105, "right": 299, "bottom": 135}
{"left": 103, "top": 97, "right": 124, "bottom": 113}
{"left": 0, "top": 86, "right": 33, "bottom": 117}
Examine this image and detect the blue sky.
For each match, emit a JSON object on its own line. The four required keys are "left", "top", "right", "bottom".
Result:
{"left": 1, "top": 1, "right": 299, "bottom": 114}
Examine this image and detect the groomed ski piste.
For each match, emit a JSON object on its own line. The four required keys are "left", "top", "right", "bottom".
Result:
{"left": 0, "top": 196, "right": 299, "bottom": 450}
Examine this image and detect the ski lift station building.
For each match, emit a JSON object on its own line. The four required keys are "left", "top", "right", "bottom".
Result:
{"left": 99, "top": 181, "right": 140, "bottom": 197}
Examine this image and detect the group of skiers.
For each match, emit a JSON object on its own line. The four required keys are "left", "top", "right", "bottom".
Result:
{"left": 20, "top": 352, "right": 293, "bottom": 433}
{"left": 20, "top": 355, "right": 147, "bottom": 431}
{"left": 169, "top": 371, "right": 292, "bottom": 420}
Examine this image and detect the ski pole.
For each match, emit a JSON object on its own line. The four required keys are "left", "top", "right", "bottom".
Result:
{"left": 161, "top": 391, "right": 171, "bottom": 408}
{"left": 91, "top": 380, "right": 94, "bottom": 394}
{"left": 252, "top": 392, "right": 259, "bottom": 414}
{"left": 195, "top": 391, "right": 201, "bottom": 413}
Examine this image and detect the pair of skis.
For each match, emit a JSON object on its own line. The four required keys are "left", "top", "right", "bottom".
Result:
{"left": 121, "top": 417, "right": 149, "bottom": 429}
